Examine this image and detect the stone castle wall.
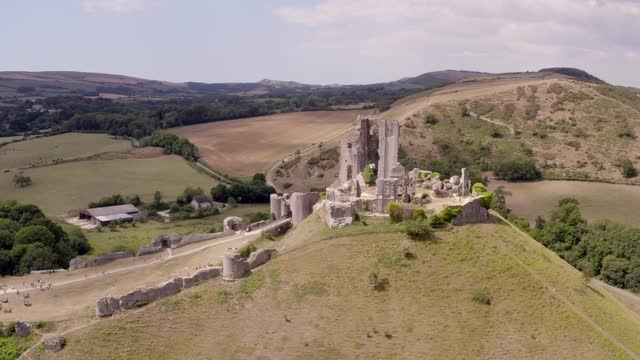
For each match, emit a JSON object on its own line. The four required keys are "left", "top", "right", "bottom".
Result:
{"left": 96, "top": 248, "right": 277, "bottom": 317}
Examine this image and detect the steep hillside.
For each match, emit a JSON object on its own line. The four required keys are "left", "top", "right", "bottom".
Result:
{"left": 386, "top": 75, "right": 640, "bottom": 184}
{"left": 33, "top": 213, "right": 640, "bottom": 359}
{"left": 0, "top": 71, "right": 190, "bottom": 99}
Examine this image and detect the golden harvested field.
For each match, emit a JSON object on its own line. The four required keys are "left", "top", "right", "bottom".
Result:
{"left": 169, "top": 110, "right": 365, "bottom": 176}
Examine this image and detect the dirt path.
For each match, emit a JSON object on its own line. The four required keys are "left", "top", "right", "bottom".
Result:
{"left": 468, "top": 111, "right": 516, "bottom": 135}
{"left": 593, "top": 279, "right": 640, "bottom": 305}
{"left": 195, "top": 161, "right": 235, "bottom": 185}
{"left": 493, "top": 212, "right": 640, "bottom": 360}
{"left": 3, "top": 231, "right": 255, "bottom": 296}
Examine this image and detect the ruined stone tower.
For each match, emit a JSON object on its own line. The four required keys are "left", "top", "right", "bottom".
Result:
{"left": 376, "top": 118, "right": 399, "bottom": 179}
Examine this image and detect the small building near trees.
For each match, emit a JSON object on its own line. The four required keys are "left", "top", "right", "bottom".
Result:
{"left": 79, "top": 204, "right": 140, "bottom": 226}
{"left": 191, "top": 195, "right": 213, "bottom": 210}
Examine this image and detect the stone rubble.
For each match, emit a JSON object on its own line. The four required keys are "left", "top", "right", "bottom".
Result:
{"left": 43, "top": 335, "right": 66, "bottom": 353}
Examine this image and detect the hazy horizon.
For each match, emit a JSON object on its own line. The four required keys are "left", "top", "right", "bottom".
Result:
{"left": 2, "top": 0, "right": 639, "bottom": 87}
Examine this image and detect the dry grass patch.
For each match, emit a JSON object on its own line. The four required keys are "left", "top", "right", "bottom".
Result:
{"left": 42, "top": 220, "right": 640, "bottom": 359}
{"left": 168, "top": 110, "right": 363, "bottom": 176}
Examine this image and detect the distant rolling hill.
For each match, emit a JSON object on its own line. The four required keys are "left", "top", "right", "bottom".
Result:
{"left": 0, "top": 70, "right": 489, "bottom": 100}
{"left": 0, "top": 68, "right": 613, "bottom": 101}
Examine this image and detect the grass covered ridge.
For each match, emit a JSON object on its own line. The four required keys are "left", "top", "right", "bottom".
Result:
{"left": 40, "top": 214, "right": 640, "bottom": 360}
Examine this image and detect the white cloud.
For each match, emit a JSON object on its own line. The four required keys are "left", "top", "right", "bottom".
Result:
{"left": 80, "top": 0, "right": 151, "bottom": 13}
{"left": 272, "top": 0, "right": 640, "bottom": 84}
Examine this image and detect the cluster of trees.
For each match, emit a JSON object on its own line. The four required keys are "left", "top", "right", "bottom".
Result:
{"left": 140, "top": 131, "right": 199, "bottom": 161}
{"left": 0, "top": 84, "right": 417, "bottom": 139}
{"left": 493, "top": 157, "right": 541, "bottom": 181}
{"left": 210, "top": 174, "right": 275, "bottom": 204}
{"left": 497, "top": 196, "right": 640, "bottom": 292}
{"left": 170, "top": 186, "right": 219, "bottom": 220}
{"left": 0, "top": 200, "right": 91, "bottom": 275}
{"left": 88, "top": 193, "right": 142, "bottom": 208}
{"left": 524, "top": 198, "right": 640, "bottom": 291}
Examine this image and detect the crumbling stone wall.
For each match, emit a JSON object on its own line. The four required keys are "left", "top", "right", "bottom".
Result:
{"left": 338, "top": 116, "right": 376, "bottom": 183}
{"left": 96, "top": 248, "right": 278, "bottom": 317}
{"left": 69, "top": 250, "right": 134, "bottom": 270}
{"left": 136, "top": 231, "right": 234, "bottom": 256}
{"left": 376, "top": 119, "right": 400, "bottom": 179}
{"left": 248, "top": 248, "right": 277, "bottom": 269}
{"left": 223, "top": 253, "right": 250, "bottom": 280}
{"left": 223, "top": 216, "right": 246, "bottom": 232}
{"left": 290, "top": 192, "right": 321, "bottom": 226}
{"left": 97, "top": 267, "right": 222, "bottom": 317}
{"left": 325, "top": 201, "right": 354, "bottom": 228}
{"left": 270, "top": 194, "right": 283, "bottom": 219}
{"left": 451, "top": 198, "right": 488, "bottom": 225}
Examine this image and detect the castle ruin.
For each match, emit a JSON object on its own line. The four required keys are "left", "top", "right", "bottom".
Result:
{"left": 323, "top": 115, "right": 486, "bottom": 227}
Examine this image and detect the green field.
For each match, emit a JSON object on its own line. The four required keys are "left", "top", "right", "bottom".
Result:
{"left": 489, "top": 180, "right": 640, "bottom": 227}
{"left": 0, "top": 133, "right": 131, "bottom": 170}
{"left": 74, "top": 204, "right": 269, "bottom": 255}
{"left": 1, "top": 156, "right": 218, "bottom": 216}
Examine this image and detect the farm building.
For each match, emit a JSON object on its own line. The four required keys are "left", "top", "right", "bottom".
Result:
{"left": 79, "top": 204, "right": 140, "bottom": 226}
{"left": 191, "top": 195, "right": 213, "bottom": 210}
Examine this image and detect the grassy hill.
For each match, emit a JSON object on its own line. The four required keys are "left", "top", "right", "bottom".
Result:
{"left": 34, "top": 213, "right": 640, "bottom": 359}
{"left": 385, "top": 73, "right": 640, "bottom": 184}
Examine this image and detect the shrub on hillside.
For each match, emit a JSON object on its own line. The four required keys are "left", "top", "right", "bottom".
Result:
{"left": 493, "top": 157, "right": 541, "bottom": 181}
{"left": 404, "top": 219, "right": 432, "bottom": 241}
{"left": 369, "top": 272, "right": 388, "bottom": 291}
{"left": 423, "top": 112, "right": 439, "bottom": 126}
{"left": 362, "top": 164, "right": 375, "bottom": 185}
{"left": 412, "top": 208, "right": 427, "bottom": 221}
{"left": 440, "top": 206, "right": 463, "bottom": 222}
{"left": 471, "top": 288, "right": 492, "bottom": 305}
{"left": 386, "top": 202, "right": 404, "bottom": 223}
{"left": 238, "top": 243, "right": 257, "bottom": 259}
{"left": 621, "top": 159, "right": 637, "bottom": 178}
{"left": 471, "top": 183, "right": 493, "bottom": 209}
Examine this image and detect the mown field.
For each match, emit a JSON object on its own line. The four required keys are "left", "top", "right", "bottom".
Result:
{"left": 0, "top": 133, "right": 132, "bottom": 170}
{"left": 169, "top": 110, "right": 364, "bottom": 176}
{"left": 1, "top": 156, "right": 217, "bottom": 216}
{"left": 489, "top": 180, "right": 640, "bottom": 227}
{"left": 72, "top": 204, "right": 269, "bottom": 255}
{"left": 32, "top": 213, "right": 640, "bottom": 359}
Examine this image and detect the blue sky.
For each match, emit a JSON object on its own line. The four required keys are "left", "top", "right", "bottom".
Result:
{"left": 2, "top": 0, "right": 640, "bottom": 86}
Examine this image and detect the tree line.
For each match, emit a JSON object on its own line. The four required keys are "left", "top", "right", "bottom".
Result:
{"left": 0, "top": 200, "right": 91, "bottom": 275}
{"left": 0, "top": 84, "right": 417, "bottom": 138}
{"left": 492, "top": 193, "right": 640, "bottom": 293}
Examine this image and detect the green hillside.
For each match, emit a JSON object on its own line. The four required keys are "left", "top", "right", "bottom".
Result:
{"left": 389, "top": 76, "right": 640, "bottom": 185}
{"left": 39, "top": 213, "right": 640, "bottom": 360}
